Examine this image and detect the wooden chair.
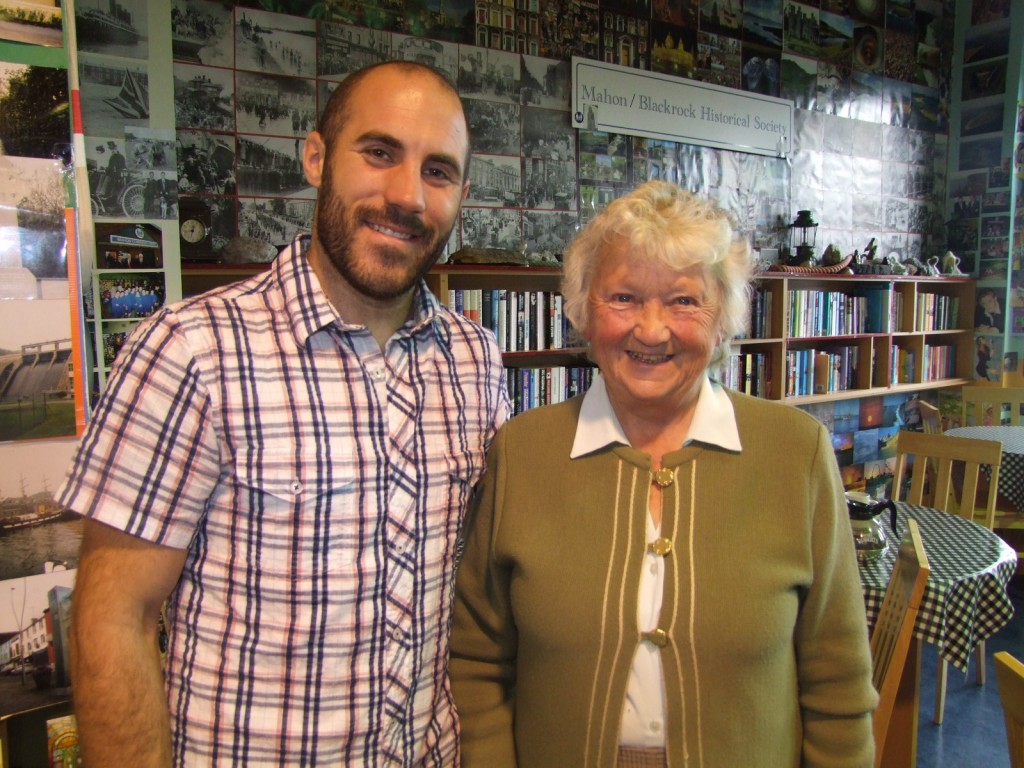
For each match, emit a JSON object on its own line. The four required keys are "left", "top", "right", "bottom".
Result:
{"left": 994, "top": 651, "right": 1024, "bottom": 768}
{"left": 918, "top": 400, "right": 941, "bottom": 434}
{"left": 892, "top": 429, "right": 1003, "bottom": 724}
{"left": 962, "top": 385, "right": 1024, "bottom": 426}
{"left": 870, "top": 518, "right": 930, "bottom": 768}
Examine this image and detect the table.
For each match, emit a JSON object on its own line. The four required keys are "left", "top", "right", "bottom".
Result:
{"left": 859, "top": 502, "right": 1017, "bottom": 768}
{"left": 945, "top": 425, "right": 1024, "bottom": 514}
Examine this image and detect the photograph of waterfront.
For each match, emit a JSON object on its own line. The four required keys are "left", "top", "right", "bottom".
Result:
{"left": 0, "top": 439, "right": 79, "bottom": 582}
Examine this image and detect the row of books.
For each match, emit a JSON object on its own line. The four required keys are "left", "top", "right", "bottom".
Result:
{"left": 506, "top": 366, "right": 595, "bottom": 414}
{"left": 746, "top": 288, "right": 774, "bottom": 339}
{"left": 890, "top": 343, "right": 957, "bottom": 383}
{"left": 785, "top": 347, "right": 860, "bottom": 397}
{"left": 914, "top": 293, "right": 959, "bottom": 331}
{"left": 788, "top": 289, "right": 884, "bottom": 338}
{"left": 445, "top": 289, "right": 571, "bottom": 352}
{"left": 720, "top": 351, "right": 771, "bottom": 398}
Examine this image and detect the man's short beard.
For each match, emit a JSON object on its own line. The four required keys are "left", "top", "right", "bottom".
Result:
{"left": 314, "top": 171, "right": 454, "bottom": 301}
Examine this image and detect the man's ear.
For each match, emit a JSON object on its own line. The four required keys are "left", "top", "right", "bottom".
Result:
{"left": 461, "top": 180, "right": 470, "bottom": 203}
{"left": 303, "top": 132, "right": 326, "bottom": 189}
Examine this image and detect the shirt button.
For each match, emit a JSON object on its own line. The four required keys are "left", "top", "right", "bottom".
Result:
{"left": 650, "top": 721, "right": 662, "bottom": 733}
{"left": 290, "top": 481, "right": 303, "bottom": 495}
{"left": 641, "top": 628, "right": 668, "bottom": 647}
{"left": 372, "top": 368, "right": 385, "bottom": 381}
{"left": 649, "top": 562, "right": 658, "bottom": 575}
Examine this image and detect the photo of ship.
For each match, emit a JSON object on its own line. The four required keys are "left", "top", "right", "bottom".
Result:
{"left": 75, "top": 0, "right": 147, "bottom": 58}
{"left": 0, "top": 479, "right": 67, "bottom": 535}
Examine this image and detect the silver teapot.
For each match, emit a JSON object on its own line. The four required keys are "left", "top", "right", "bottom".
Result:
{"left": 846, "top": 491, "right": 898, "bottom": 564}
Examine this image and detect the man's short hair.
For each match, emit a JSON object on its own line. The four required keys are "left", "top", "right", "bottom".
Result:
{"left": 316, "top": 61, "right": 471, "bottom": 180}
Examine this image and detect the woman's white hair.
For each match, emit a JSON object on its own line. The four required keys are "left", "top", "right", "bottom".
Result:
{"left": 561, "top": 180, "right": 753, "bottom": 370}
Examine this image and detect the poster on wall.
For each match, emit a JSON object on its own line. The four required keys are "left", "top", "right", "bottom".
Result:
{"left": 0, "top": 155, "right": 78, "bottom": 441}
{"left": 0, "top": 62, "right": 70, "bottom": 159}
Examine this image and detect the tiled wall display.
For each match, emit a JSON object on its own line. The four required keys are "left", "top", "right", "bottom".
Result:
{"left": 72, "top": 0, "right": 1024, "bottom": 490}
{"left": 76, "top": 0, "right": 968, "bottom": 272}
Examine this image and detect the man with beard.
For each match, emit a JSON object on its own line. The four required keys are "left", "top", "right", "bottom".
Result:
{"left": 60, "top": 62, "right": 510, "bottom": 767}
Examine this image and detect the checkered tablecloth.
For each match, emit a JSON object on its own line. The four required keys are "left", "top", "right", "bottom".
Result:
{"left": 945, "top": 425, "right": 1024, "bottom": 514}
{"left": 860, "top": 502, "right": 1017, "bottom": 673}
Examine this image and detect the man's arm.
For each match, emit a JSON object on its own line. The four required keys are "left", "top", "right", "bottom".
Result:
{"left": 71, "top": 518, "right": 188, "bottom": 768}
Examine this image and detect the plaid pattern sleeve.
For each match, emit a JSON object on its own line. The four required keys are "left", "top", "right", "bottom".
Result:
{"left": 58, "top": 236, "right": 511, "bottom": 766}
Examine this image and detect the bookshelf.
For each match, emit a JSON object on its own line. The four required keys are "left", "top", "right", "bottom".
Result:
{"left": 732, "top": 273, "right": 975, "bottom": 405}
{"left": 181, "top": 265, "right": 976, "bottom": 409}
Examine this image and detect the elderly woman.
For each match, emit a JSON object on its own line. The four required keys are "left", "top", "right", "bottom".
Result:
{"left": 449, "top": 182, "right": 877, "bottom": 767}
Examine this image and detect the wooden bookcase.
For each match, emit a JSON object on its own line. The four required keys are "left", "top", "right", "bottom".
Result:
{"left": 181, "top": 264, "right": 976, "bottom": 410}
{"left": 736, "top": 273, "right": 976, "bottom": 405}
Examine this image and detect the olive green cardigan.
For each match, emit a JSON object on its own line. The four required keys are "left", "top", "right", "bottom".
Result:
{"left": 450, "top": 389, "right": 877, "bottom": 768}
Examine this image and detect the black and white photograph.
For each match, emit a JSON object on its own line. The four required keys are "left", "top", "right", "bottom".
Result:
{"left": 173, "top": 62, "right": 235, "bottom": 132}
{"left": 392, "top": 33, "right": 457, "bottom": 83}
{"left": 523, "top": 210, "right": 578, "bottom": 258}
{"left": 317, "top": 20, "right": 390, "bottom": 82}
{"left": 78, "top": 55, "right": 149, "bottom": 138}
{"left": 0, "top": 1, "right": 63, "bottom": 47}
{"left": 177, "top": 129, "right": 236, "bottom": 196}
{"left": 522, "top": 158, "right": 576, "bottom": 210}
{"left": 125, "top": 126, "right": 175, "bottom": 174}
{"left": 460, "top": 207, "right": 522, "bottom": 250}
{"left": 464, "top": 99, "right": 520, "bottom": 156}
{"left": 236, "top": 134, "right": 312, "bottom": 199}
{"left": 207, "top": 195, "right": 241, "bottom": 256}
{"left": 522, "top": 107, "right": 574, "bottom": 161}
{"left": 98, "top": 272, "right": 166, "bottom": 321}
{"left": 74, "top": 0, "right": 148, "bottom": 59}
{"left": 235, "top": 7, "right": 316, "bottom": 78}
{"left": 236, "top": 71, "right": 316, "bottom": 138}
{"left": 85, "top": 137, "right": 140, "bottom": 218}
{"left": 465, "top": 154, "right": 521, "bottom": 207}
{"left": 459, "top": 46, "right": 521, "bottom": 104}
{"left": 0, "top": 62, "right": 69, "bottom": 159}
{"left": 171, "top": 0, "right": 235, "bottom": 67}
{"left": 521, "top": 56, "right": 570, "bottom": 110}
{"left": 238, "top": 197, "right": 313, "bottom": 252}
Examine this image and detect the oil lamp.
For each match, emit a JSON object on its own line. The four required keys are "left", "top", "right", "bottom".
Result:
{"left": 788, "top": 210, "right": 819, "bottom": 265}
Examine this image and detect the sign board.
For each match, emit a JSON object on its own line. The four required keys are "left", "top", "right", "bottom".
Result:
{"left": 571, "top": 57, "right": 793, "bottom": 158}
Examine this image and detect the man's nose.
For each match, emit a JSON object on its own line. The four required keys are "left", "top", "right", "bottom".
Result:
{"left": 384, "top": 163, "right": 426, "bottom": 212}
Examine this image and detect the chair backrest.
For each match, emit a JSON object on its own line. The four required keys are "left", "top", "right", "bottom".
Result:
{"left": 962, "top": 385, "right": 1024, "bottom": 426}
{"left": 870, "top": 518, "right": 930, "bottom": 767}
{"left": 994, "top": 651, "right": 1024, "bottom": 768}
{"left": 918, "top": 400, "right": 941, "bottom": 434}
{"left": 891, "top": 430, "right": 1003, "bottom": 528}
